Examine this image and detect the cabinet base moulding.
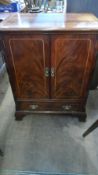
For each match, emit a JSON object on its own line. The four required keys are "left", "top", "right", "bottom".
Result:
{"left": 15, "top": 110, "right": 87, "bottom": 122}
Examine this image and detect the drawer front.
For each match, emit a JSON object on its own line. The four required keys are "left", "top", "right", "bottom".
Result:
{"left": 16, "top": 101, "right": 83, "bottom": 112}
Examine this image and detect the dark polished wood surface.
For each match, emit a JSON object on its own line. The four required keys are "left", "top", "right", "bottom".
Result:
{"left": 0, "top": 13, "right": 98, "bottom": 31}
{"left": 0, "top": 13, "right": 98, "bottom": 121}
{"left": 51, "top": 34, "right": 95, "bottom": 99}
{"left": 5, "top": 35, "right": 50, "bottom": 99}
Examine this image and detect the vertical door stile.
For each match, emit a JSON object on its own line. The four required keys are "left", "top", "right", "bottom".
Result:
{"left": 50, "top": 35, "right": 56, "bottom": 99}
{"left": 49, "top": 35, "right": 52, "bottom": 99}
{"left": 44, "top": 34, "right": 51, "bottom": 99}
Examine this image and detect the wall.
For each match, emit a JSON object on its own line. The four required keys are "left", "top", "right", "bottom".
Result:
{"left": 67, "top": 0, "right": 98, "bottom": 17}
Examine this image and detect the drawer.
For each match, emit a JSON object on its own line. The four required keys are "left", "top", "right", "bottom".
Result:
{"left": 16, "top": 100, "right": 83, "bottom": 113}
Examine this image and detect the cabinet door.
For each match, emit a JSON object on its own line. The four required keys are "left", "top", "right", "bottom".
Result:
{"left": 51, "top": 34, "right": 95, "bottom": 99}
{"left": 4, "top": 35, "right": 50, "bottom": 99}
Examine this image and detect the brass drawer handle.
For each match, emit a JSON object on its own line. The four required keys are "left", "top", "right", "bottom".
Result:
{"left": 62, "top": 105, "right": 72, "bottom": 111}
{"left": 45, "top": 67, "right": 49, "bottom": 77}
{"left": 30, "top": 104, "right": 38, "bottom": 110}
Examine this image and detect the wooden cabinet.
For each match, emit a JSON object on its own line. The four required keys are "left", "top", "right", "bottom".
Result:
{"left": 3, "top": 33, "right": 95, "bottom": 121}
{"left": 0, "top": 13, "right": 97, "bottom": 121}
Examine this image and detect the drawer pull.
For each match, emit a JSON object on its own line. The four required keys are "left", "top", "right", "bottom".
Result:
{"left": 62, "top": 105, "right": 71, "bottom": 111}
{"left": 30, "top": 104, "right": 38, "bottom": 110}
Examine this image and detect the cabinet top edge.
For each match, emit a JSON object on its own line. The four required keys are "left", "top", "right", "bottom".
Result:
{"left": 0, "top": 13, "right": 98, "bottom": 32}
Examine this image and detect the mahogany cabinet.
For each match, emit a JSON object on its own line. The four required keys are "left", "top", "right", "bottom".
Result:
{"left": 0, "top": 13, "right": 98, "bottom": 121}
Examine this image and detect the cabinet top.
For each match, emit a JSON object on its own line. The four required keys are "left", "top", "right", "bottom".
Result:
{"left": 0, "top": 13, "right": 98, "bottom": 32}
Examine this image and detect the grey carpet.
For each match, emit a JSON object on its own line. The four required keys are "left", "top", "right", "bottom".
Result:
{"left": 0, "top": 73, "right": 98, "bottom": 175}
{"left": 0, "top": 170, "right": 91, "bottom": 175}
{"left": 0, "top": 170, "right": 90, "bottom": 175}
{"left": 0, "top": 73, "right": 9, "bottom": 105}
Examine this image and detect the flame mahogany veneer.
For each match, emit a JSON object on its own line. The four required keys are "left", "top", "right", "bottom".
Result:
{"left": 0, "top": 13, "right": 98, "bottom": 121}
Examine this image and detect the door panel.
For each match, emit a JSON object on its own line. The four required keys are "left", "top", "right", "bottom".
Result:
{"left": 5, "top": 35, "right": 50, "bottom": 99}
{"left": 51, "top": 35, "right": 95, "bottom": 99}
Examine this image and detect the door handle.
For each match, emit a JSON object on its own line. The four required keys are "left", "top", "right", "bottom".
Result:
{"left": 45, "top": 67, "right": 55, "bottom": 77}
{"left": 51, "top": 68, "right": 55, "bottom": 77}
{"left": 45, "top": 67, "right": 49, "bottom": 77}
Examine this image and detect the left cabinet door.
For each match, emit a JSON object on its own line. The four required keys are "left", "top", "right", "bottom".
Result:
{"left": 4, "top": 35, "right": 50, "bottom": 100}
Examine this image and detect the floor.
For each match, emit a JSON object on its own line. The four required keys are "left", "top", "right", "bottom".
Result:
{"left": 0, "top": 73, "right": 98, "bottom": 175}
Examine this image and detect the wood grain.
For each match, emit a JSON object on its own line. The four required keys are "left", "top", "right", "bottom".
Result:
{"left": 0, "top": 13, "right": 98, "bottom": 32}
{"left": 51, "top": 34, "right": 95, "bottom": 99}
{"left": 4, "top": 35, "right": 50, "bottom": 99}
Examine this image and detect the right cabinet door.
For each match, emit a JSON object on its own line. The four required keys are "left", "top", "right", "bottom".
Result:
{"left": 51, "top": 34, "right": 95, "bottom": 99}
